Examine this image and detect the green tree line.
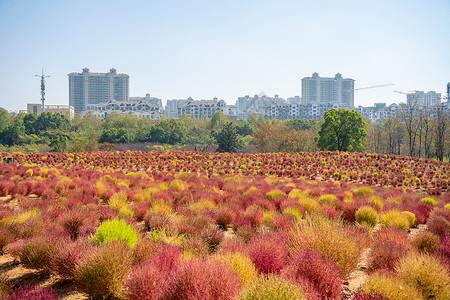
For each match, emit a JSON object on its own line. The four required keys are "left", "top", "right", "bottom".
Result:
{"left": 0, "top": 107, "right": 448, "bottom": 161}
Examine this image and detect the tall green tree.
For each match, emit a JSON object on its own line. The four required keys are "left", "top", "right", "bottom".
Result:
{"left": 216, "top": 121, "right": 243, "bottom": 153}
{"left": 317, "top": 109, "right": 366, "bottom": 152}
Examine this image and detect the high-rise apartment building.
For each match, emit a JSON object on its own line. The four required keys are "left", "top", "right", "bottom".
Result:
{"left": 406, "top": 91, "right": 441, "bottom": 107}
{"left": 68, "top": 68, "right": 129, "bottom": 113}
{"left": 301, "top": 73, "right": 355, "bottom": 107}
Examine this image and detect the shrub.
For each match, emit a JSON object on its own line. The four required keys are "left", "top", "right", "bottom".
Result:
{"left": 319, "top": 194, "right": 337, "bottom": 202}
{"left": 246, "top": 233, "right": 289, "bottom": 274}
{"left": 367, "top": 240, "right": 410, "bottom": 273}
{"left": 238, "top": 274, "right": 306, "bottom": 300}
{"left": 181, "top": 235, "right": 209, "bottom": 259}
{"left": 92, "top": 218, "right": 138, "bottom": 248}
{"left": 61, "top": 209, "right": 86, "bottom": 240}
{"left": 361, "top": 271, "right": 424, "bottom": 300}
{"left": 427, "top": 208, "right": 450, "bottom": 237}
{"left": 0, "top": 226, "right": 11, "bottom": 254}
{"left": 201, "top": 227, "right": 224, "bottom": 252}
{"left": 0, "top": 274, "right": 12, "bottom": 298}
{"left": 163, "top": 259, "right": 241, "bottom": 300}
{"left": 290, "top": 212, "right": 368, "bottom": 278}
{"left": 50, "top": 239, "right": 91, "bottom": 280}
{"left": 123, "top": 260, "right": 171, "bottom": 300}
{"left": 282, "top": 207, "right": 302, "bottom": 222}
{"left": 131, "top": 238, "right": 162, "bottom": 265}
{"left": 7, "top": 285, "right": 58, "bottom": 300}
{"left": 396, "top": 252, "right": 450, "bottom": 300}
{"left": 351, "top": 292, "right": 388, "bottom": 300}
{"left": 367, "top": 195, "right": 384, "bottom": 212}
{"left": 379, "top": 209, "right": 411, "bottom": 229}
{"left": 412, "top": 231, "right": 440, "bottom": 252}
{"left": 353, "top": 186, "right": 374, "bottom": 196}
{"left": 401, "top": 211, "right": 416, "bottom": 228}
{"left": 355, "top": 206, "right": 378, "bottom": 228}
{"left": 282, "top": 250, "right": 343, "bottom": 300}
{"left": 215, "top": 206, "right": 236, "bottom": 230}
{"left": 74, "top": 240, "right": 132, "bottom": 299}
{"left": 144, "top": 212, "right": 173, "bottom": 232}
{"left": 19, "top": 236, "right": 57, "bottom": 274}
{"left": 211, "top": 252, "right": 258, "bottom": 287}
{"left": 420, "top": 197, "right": 437, "bottom": 206}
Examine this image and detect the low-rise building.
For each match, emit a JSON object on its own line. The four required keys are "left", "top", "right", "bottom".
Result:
{"left": 177, "top": 97, "right": 227, "bottom": 119}
{"left": 25, "top": 103, "right": 75, "bottom": 120}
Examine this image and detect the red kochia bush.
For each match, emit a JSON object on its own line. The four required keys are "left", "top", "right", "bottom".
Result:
{"left": 124, "top": 245, "right": 181, "bottom": 300}
{"left": 7, "top": 285, "right": 58, "bottom": 300}
{"left": 50, "top": 239, "right": 92, "bottom": 280}
{"left": 282, "top": 250, "right": 343, "bottom": 300}
{"left": 163, "top": 259, "right": 241, "bottom": 300}
{"left": 246, "top": 233, "right": 289, "bottom": 274}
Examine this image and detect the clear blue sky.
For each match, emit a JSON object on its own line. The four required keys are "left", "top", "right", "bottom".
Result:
{"left": 1, "top": 0, "right": 449, "bottom": 112}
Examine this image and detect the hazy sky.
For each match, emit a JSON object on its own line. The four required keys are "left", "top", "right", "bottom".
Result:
{"left": 1, "top": 0, "right": 449, "bottom": 112}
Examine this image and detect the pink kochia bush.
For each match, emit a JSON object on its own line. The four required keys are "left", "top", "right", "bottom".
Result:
{"left": 282, "top": 250, "right": 343, "bottom": 300}
{"left": 245, "top": 233, "right": 289, "bottom": 274}
{"left": 6, "top": 285, "right": 57, "bottom": 300}
{"left": 162, "top": 259, "right": 241, "bottom": 300}
{"left": 124, "top": 245, "right": 181, "bottom": 300}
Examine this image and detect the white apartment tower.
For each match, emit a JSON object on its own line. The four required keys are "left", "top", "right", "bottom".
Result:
{"left": 68, "top": 68, "right": 129, "bottom": 113}
{"left": 406, "top": 91, "right": 441, "bottom": 107}
{"left": 301, "top": 73, "right": 355, "bottom": 107}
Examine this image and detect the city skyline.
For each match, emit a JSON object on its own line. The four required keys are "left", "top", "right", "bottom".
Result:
{"left": 1, "top": 0, "right": 449, "bottom": 112}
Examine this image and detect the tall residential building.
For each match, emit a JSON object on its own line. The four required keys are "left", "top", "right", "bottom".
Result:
{"left": 301, "top": 73, "right": 355, "bottom": 107}
{"left": 406, "top": 91, "right": 441, "bottom": 107}
{"left": 447, "top": 83, "right": 450, "bottom": 109}
{"left": 68, "top": 68, "right": 129, "bottom": 113}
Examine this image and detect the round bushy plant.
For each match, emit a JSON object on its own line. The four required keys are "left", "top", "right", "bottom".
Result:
{"left": 412, "top": 231, "right": 440, "bottom": 252}
{"left": 19, "top": 236, "right": 57, "bottom": 274}
{"left": 282, "top": 250, "right": 343, "bottom": 300}
{"left": 238, "top": 274, "right": 306, "bottom": 300}
{"left": 92, "top": 218, "right": 138, "bottom": 248}
{"left": 74, "top": 240, "right": 132, "bottom": 299}
{"left": 379, "top": 210, "right": 411, "bottom": 229}
{"left": 355, "top": 206, "right": 378, "bottom": 228}
{"left": 353, "top": 186, "right": 374, "bottom": 196}
{"left": 163, "top": 259, "right": 241, "bottom": 300}
{"left": 50, "top": 238, "right": 92, "bottom": 280}
{"left": 362, "top": 271, "right": 424, "bottom": 300}
{"left": 396, "top": 252, "right": 450, "bottom": 300}
{"left": 246, "top": 233, "right": 289, "bottom": 274}
{"left": 124, "top": 260, "right": 171, "bottom": 300}
{"left": 211, "top": 252, "right": 258, "bottom": 287}
{"left": 420, "top": 197, "right": 437, "bottom": 206}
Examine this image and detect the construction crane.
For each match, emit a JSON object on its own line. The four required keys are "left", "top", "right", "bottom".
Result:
{"left": 356, "top": 83, "right": 394, "bottom": 91}
{"left": 35, "top": 69, "right": 50, "bottom": 113}
{"left": 343, "top": 83, "right": 394, "bottom": 106}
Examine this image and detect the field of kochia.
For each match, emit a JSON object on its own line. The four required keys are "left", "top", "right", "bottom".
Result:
{"left": 0, "top": 150, "right": 449, "bottom": 299}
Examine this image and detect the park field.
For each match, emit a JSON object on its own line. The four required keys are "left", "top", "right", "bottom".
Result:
{"left": 0, "top": 151, "right": 449, "bottom": 299}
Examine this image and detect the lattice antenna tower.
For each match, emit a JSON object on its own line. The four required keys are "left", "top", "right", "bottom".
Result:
{"left": 35, "top": 69, "right": 50, "bottom": 112}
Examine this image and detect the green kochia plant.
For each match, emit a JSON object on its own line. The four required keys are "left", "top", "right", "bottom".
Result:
{"left": 91, "top": 218, "right": 138, "bottom": 248}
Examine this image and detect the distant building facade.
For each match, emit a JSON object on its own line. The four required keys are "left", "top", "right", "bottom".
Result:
{"left": 68, "top": 68, "right": 129, "bottom": 113}
{"left": 177, "top": 98, "right": 227, "bottom": 119}
{"left": 83, "top": 99, "right": 162, "bottom": 120}
{"left": 236, "top": 93, "right": 286, "bottom": 120}
{"left": 25, "top": 103, "right": 75, "bottom": 120}
{"left": 264, "top": 102, "right": 348, "bottom": 121}
{"left": 129, "top": 93, "right": 163, "bottom": 112}
{"left": 407, "top": 91, "right": 441, "bottom": 107}
{"left": 301, "top": 72, "right": 355, "bottom": 107}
